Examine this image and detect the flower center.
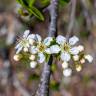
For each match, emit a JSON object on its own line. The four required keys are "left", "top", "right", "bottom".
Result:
{"left": 63, "top": 43, "right": 71, "bottom": 52}
{"left": 21, "top": 39, "right": 29, "bottom": 47}
{"left": 38, "top": 43, "right": 46, "bottom": 52}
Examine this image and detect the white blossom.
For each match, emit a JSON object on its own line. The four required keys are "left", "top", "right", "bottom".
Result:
{"left": 14, "top": 32, "right": 93, "bottom": 73}
{"left": 15, "top": 30, "right": 30, "bottom": 54}
{"left": 56, "top": 36, "right": 79, "bottom": 62}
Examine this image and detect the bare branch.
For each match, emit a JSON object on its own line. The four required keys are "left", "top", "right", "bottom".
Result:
{"left": 66, "top": 0, "right": 77, "bottom": 39}
{"left": 35, "top": 0, "right": 58, "bottom": 96}
{"left": 13, "top": 74, "right": 31, "bottom": 96}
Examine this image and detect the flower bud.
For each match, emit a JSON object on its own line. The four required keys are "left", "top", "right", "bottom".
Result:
{"left": 13, "top": 54, "right": 20, "bottom": 61}
{"left": 29, "top": 55, "right": 35, "bottom": 60}
{"left": 30, "top": 61, "right": 37, "bottom": 68}
{"left": 76, "top": 65, "right": 82, "bottom": 72}
{"left": 23, "top": 47, "right": 28, "bottom": 52}
{"left": 62, "top": 62, "right": 68, "bottom": 69}
{"left": 77, "top": 45, "right": 84, "bottom": 52}
{"left": 84, "top": 55, "right": 93, "bottom": 63}
{"left": 80, "top": 59, "right": 85, "bottom": 64}
{"left": 73, "top": 55, "right": 79, "bottom": 61}
{"left": 63, "top": 68, "right": 72, "bottom": 77}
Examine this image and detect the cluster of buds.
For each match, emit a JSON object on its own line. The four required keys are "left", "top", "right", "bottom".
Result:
{"left": 14, "top": 30, "right": 93, "bottom": 77}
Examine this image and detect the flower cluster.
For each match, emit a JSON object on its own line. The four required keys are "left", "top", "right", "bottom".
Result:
{"left": 14, "top": 30, "right": 93, "bottom": 77}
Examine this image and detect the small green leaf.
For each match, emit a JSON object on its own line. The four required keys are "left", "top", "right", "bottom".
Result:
{"left": 16, "top": 0, "right": 44, "bottom": 21}
{"left": 27, "top": 6, "right": 44, "bottom": 21}
{"left": 28, "top": 0, "right": 35, "bottom": 7}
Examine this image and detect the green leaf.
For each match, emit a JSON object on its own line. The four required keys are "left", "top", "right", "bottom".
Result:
{"left": 27, "top": 6, "right": 44, "bottom": 21}
{"left": 16, "top": 0, "right": 21, "bottom": 4}
{"left": 16, "top": 0, "right": 44, "bottom": 21}
{"left": 28, "top": 0, "right": 35, "bottom": 7}
{"left": 16, "top": 0, "right": 28, "bottom": 7}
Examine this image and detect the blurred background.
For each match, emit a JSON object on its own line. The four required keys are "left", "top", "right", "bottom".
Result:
{"left": 0, "top": 0, "right": 96, "bottom": 96}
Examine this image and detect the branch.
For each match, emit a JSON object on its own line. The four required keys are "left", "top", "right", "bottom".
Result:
{"left": 13, "top": 74, "right": 31, "bottom": 96}
{"left": 66, "top": 0, "right": 77, "bottom": 39}
{"left": 35, "top": 0, "right": 58, "bottom": 96}
{"left": 94, "top": 0, "right": 96, "bottom": 9}
{"left": 80, "top": 0, "right": 92, "bottom": 31}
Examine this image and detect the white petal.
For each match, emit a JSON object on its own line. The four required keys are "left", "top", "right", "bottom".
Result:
{"left": 15, "top": 43, "right": 21, "bottom": 49}
{"left": 16, "top": 47, "right": 22, "bottom": 54}
{"left": 43, "top": 37, "right": 53, "bottom": 46}
{"left": 35, "top": 34, "right": 42, "bottom": 42}
{"left": 45, "top": 48, "right": 51, "bottom": 54}
{"left": 84, "top": 55, "right": 93, "bottom": 63}
{"left": 23, "top": 30, "right": 30, "bottom": 38}
{"left": 70, "top": 47, "right": 79, "bottom": 55}
{"left": 28, "top": 39, "right": 35, "bottom": 45}
{"left": 27, "top": 34, "right": 35, "bottom": 40}
{"left": 38, "top": 53, "right": 45, "bottom": 63}
{"left": 50, "top": 45, "right": 61, "bottom": 54}
{"left": 56, "top": 35, "right": 66, "bottom": 45}
{"left": 63, "top": 68, "right": 72, "bottom": 77}
{"left": 69, "top": 36, "right": 79, "bottom": 45}
{"left": 61, "top": 52, "right": 71, "bottom": 62}
{"left": 30, "top": 46, "right": 38, "bottom": 54}
{"left": 30, "top": 61, "right": 37, "bottom": 68}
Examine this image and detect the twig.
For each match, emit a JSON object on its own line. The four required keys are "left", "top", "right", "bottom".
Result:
{"left": 66, "top": 0, "right": 77, "bottom": 39}
{"left": 13, "top": 74, "right": 31, "bottom": 96}
{"left": 35, "top": 0, "right": 58, "bottom": 96}
{"left": 94, "top": 0, "right": 96, "bottom": 9}
{"left": 80, "top": 1, "right": 92, "bottom": 31}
